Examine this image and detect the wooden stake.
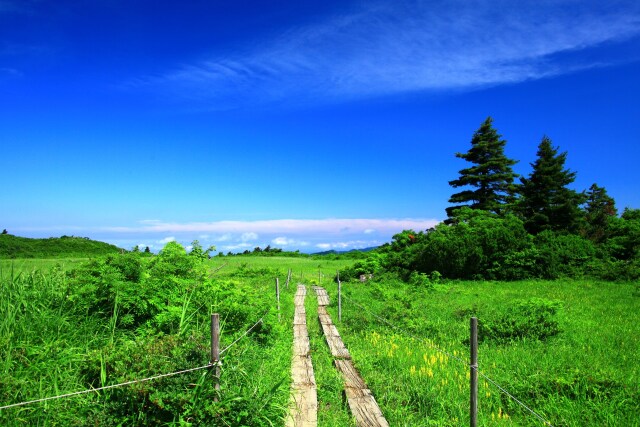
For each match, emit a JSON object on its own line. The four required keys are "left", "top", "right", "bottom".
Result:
{"left": 470, "top": 317, "right": 478, "bottom": 427}
{"left": 338, "top": 271, "right": 342, "bottom": 322}
{"left": 211, "top": 313, "right": 220, "bottom": 400}
{"left": 276, "top": 278, "right": 281, "bottom": 321}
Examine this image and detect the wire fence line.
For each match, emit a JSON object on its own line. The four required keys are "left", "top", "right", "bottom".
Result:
{"left": 340, "top": 292, "right": 554, "bottom": 427}
{"left": 220, "top": 309, "right": 270, "bottom": 356}
{"left": 0, "top": 310, "right": 269, "bottom": 412}
{"left": 0, "top": 364, "right": 212, "bottom": 411}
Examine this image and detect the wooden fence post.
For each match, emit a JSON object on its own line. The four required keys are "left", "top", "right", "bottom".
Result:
{"left": 337, "top": 271, "right": 342, "bottom": 322}
{"left": 211, "top": 313, "right": 220, "bottom": 401}
{"left": 470, "top": 317, "right": 478, "bottom": 427}
{"left": 276, "top": 278, "right": 281, "bottom": 321}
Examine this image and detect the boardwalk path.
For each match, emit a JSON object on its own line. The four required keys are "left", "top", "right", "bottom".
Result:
{"left": 313, "top": 286, "right": 389, "bottom": 427}
{"left": 286, "top": 285, "right": 317, "bottom": 427}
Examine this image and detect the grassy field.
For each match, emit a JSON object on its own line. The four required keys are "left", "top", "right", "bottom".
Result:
{"left": 0, "top": 258, "right": 89, "bottom": 275}
{"left": 1, "top": 255, "right": 638, "bottom": 426}
{"left": 320, "top": 277, "right": 640, "bottom": 426}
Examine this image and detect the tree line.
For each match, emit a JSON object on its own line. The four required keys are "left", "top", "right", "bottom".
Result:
{"left": 376, "top": 117, "right": 639, "bottom": 281}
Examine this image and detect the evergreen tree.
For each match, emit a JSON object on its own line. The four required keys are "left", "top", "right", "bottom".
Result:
{"left": 518, "top": 136, "right": 585, "bottom": 234}
{"left": 583, "top": 183, "right": 617, "bottom": 243}
{"left": 446, "top": 117, "right": 518, "bottom": 219}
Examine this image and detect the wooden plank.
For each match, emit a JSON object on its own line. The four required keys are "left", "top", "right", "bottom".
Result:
{"left": 286, "top": 383, "right": 318, "bottom": 427}
{"left": 318, "top": 313, "right": 332, "bottom": 325}
{"left": 294, "top": 308, "right": 307, "bottom": 325}
{"left": 293, "top": 331, "right": 310, "bottom": 356}
{"left": 325, "top": 334, "right": 351, "bottom": 359}
{"left": 344, "top": 387, "right": 390, "bottom": 427}
{"left": 321, "top": 322, "right": 341, "bottom": 338}
{"left": 287, "top": 285, "right": 318, "bottom": 427}
{"left": 312, "top": 286, "right": 330, "bottom": 306}
{"left": 291, "top": 355, "right": 316, "bottom": 387}
{"left": 334, "top": 360, "right": 366, "bottom": 389}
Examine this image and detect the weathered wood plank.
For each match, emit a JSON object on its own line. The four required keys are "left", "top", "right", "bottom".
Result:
{"left": 291, "top": 355, "right": 316, "bottom": 387}
{"left": 312, "top": 286, "right": 330, "bottom": 306}
{"left": 294, "top": 307, "right": 307, "bottom": 325}
{"left": 344, "top": 387, "right": 390, "bottom": 427}
{"left": 287, "top": 285, "right": 317, "bottom": 427}
{"left": 286, "top": 384, "right": 318, "bottom": 427}
{"left": 320, "top": 322, "right": 341, "bottom": 338}
{"left": 334, "top": 360, "right": 366, "bottom": 389}
{"left": 325, "top": 334, "right": 351, "bottom": 359}
{"left": 293, "top": 330, "right": 310, "bottom": 356}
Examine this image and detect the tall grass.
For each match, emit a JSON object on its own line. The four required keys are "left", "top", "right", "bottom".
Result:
{"left": 0, "top": 256, "right": 322, "bottom": 425}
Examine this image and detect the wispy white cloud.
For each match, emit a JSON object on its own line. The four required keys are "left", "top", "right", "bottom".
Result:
{"left": 272, "top": 236, "right": 310, "bottom": 247}
{"left": 219, "top": 242, "right": 254, "bottom": 252}
{"left": 128, "top": 0, "right": 640, "bottom": 106}
{"left": 240, "top": 232, "right": 258, "bottom": 242}
{"left": 316, "top": 240, "right": 382, "bottom": 250}
{"left": 13, "top": 218, "right": 437, "bottom": 253}
{"left": 103, "top": 218, "right": 438, "bottom": 235}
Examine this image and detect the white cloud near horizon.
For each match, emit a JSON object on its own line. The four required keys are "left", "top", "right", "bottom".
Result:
{"left": 128, "top": 0, "right": 640, "bottom": 106}
{"left": 12, "top": 218, "right": 439, "bottom": 252}
{"left": 102, "top": 218, "right": 439, "bottom": 235}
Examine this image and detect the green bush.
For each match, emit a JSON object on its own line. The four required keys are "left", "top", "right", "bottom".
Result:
{"left": 533, "top": 231, "right": 596, "bottom": 279}
{"left": 412, "top": 209, "right": 532, "bottom": 279}
{"left": 66, "top": 242, "right": 211, "bottom": 332}
{"left": 337, "top": 253, "right": 383, "bottom": 281}
{"left": 480, "top": 298, "right": 562, "bottom": 343}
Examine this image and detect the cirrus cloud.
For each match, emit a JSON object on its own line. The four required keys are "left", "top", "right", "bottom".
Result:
{"left": 127, "top": 0, "right": 640, "bottom": 108}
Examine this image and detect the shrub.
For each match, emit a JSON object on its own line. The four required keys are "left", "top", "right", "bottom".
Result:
{"left": 413, "top": 209, "right": 532, "bottom": 279}
{"left": 337, "top": 253, "right": 383, "bottom": 281}
{"left": 533, "top": 231, "right": 595, "bottom": 279}
{"left": 408, "top": 271, "right": 435, "bottom": 290}
{"left": 480, "top": 298, "right": 562, "bottom": 343}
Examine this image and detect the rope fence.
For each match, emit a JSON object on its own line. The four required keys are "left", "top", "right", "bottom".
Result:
{"left": 0, "top": 310, "right": 269, "bottom": 412}
{"left": 0, "top": 364, "right": 213, "bottom": 411}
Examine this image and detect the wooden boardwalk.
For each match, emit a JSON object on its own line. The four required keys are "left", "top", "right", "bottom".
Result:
{"left": 313, "top": 287, "right": 389, "bottom": 427}
{"left": 286, "top": 285, "right": 317, "bottom": 427}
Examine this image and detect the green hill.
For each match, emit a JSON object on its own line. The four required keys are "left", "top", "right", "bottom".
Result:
{"left": 0, "top": 233, "right": 123, "bottom": 259}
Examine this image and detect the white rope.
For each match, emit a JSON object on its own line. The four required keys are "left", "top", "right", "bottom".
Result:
{"left": 1, "top": 309, "right": 271, "bottom": 411}
{"left": 476, "top": 369, "right": 554, "bottom": 426}
{"left": 0, "top": 364, "right": 212, "bottom": 411}
{"left": 220, "top": 310, "right": 269, "bottom": 355}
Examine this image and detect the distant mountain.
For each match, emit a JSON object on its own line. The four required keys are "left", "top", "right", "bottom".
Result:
{"left": 0, "top": 233, "right": 124, "bottom": 259}
{"left": 312, "top": 246, "right": 378, "bottom": 256}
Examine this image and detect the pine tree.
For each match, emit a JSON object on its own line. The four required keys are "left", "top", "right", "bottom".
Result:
{"left": 518, "top": 136, "right": 585, "bottom": 234}
{"left": 446, "top": 117, "right": 518, "bottom": 219}
{"left": 583, "top": 183, "right": 617, "bottom": 243}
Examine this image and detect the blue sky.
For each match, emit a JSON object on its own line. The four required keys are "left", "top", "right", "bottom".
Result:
{"left": 1, "top": 0, "right": 639, "bottom": 253}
